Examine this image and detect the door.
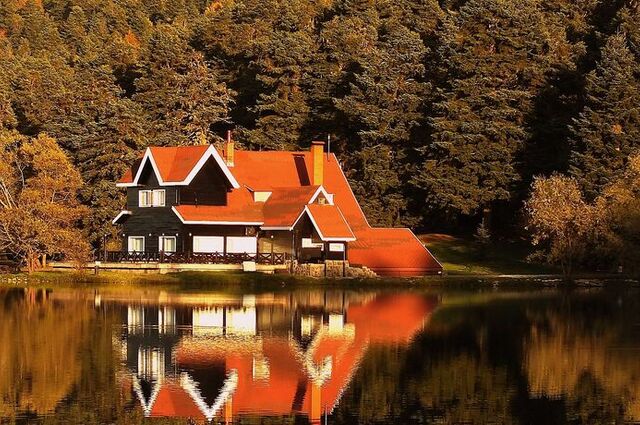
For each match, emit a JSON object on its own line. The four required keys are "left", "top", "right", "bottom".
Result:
{"left": 193, "top": 236, "right": 224, "bottom": 253}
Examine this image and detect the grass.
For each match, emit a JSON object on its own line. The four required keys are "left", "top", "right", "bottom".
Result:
{"left": 421, "top": 234, "right": 558, "bottom": 276}
{"left": 0, "top": 269, "right": 440, "bottom": 292}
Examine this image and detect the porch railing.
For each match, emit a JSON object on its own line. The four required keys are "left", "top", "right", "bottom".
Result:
{"left": 98, "top": 251, "right": 290, "bottom": 265}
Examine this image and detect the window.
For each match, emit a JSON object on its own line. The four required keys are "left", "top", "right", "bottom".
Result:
{"left": 329, "top": 243, "right": 345, "bottom": 252}
{"left": 152, "top": 189, "right": 165, "bottom": 207}
{"left": 158, "top": 236, "right": 176, "bottom": 253}
{"left": 193, "top": 236, "right": 224, "bottom": 253}
{"left": 128, "top": 236, "right": 145, "bottom": 252}
{"left": 139, "top": 189, "right": 165, "bottom": 207}
{"left": 302, "top": 238, "right": 323, "bottom": 249}
{"left": 139, "top": 190, "right": 152, "bottom": 207}
{"left": 226, "top": 236, "right": 257, "bottom": 254}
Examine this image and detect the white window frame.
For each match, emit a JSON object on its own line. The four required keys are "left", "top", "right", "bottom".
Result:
{"left": 128, "top": 236, "right": 145, "bottom": 252}
{"left": 139, "top": 190, "right": 152, "bottom": 207}
{"left": 152, "top": 189, "right": 166, "bottom": 207}
{"left": 158, "top": 236, "right": 177, "bottom": 253}
{"left": 193, "top": 236, "right": 224, "bottom": 253}
{"left": 226, "top": 236, "right": 258, "bottom": 254}
{"left": 302, "top": 238, "right": 323, "bottom": 249}
{"left": 329, "top": 243, "right": 345, "bottom": 252}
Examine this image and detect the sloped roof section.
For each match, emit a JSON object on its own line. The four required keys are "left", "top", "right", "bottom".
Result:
{"left": 173, "top": 188, "right": 263, "bottom": 224}
{"left": 306, "top": 204, "right": 355, "bottom": 241}
{"left": 261, "top": 186, "right": 319, "bottom": 228}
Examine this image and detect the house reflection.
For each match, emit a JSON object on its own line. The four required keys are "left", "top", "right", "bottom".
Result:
{"left": 116, "top": 291, "right": 438, "bottom": 423}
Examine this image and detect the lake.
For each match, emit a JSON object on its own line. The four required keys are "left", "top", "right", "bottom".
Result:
{"left": 0, "top": 283, "right": 639, "bottom": 424}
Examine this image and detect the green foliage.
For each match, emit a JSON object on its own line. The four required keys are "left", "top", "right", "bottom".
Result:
{"left": 570, "top": 33, "right": 640, "bottom": 200}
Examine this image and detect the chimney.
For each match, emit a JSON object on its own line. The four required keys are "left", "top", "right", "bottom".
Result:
{"left": 225, "top": 130, "right": 234, "bottom": 167}
{"left": 311, "top": 141, "right": 324, "bottom": 186}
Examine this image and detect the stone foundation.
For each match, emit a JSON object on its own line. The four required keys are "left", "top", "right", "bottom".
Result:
{"left": 293, "top": 261, "right": 377, "bottom": 278}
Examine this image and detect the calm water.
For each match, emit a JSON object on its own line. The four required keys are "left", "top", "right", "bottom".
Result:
{"left": 1, "top": 285, "right": 639, "bottom": 424}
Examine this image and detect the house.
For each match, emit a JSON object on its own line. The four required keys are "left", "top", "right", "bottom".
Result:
{"left": 113, "top": 136, "right": 442, "bottom": 276}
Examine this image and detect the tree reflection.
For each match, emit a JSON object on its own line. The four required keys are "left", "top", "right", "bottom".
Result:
{"left": 0, "top": 289, "right": 90, "bottom": 418}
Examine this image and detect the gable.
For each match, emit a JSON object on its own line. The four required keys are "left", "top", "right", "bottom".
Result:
{"left": 118, "top": 146, "right": 239, "bottom": 189}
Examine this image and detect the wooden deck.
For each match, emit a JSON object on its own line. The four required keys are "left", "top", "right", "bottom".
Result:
{"left": 50, "top": 261, "right": 290, "bottom": 274}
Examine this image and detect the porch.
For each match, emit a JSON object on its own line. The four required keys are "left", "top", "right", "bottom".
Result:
{"left": 98, "top": 250, "right": 291, "bottom": 265}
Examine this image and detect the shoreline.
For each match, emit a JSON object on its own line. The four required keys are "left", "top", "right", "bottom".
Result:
{"left": 0, "top": 270, "right": 636, "bottom": 291}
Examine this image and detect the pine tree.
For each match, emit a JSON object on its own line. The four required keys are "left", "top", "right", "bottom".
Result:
{"left": 334, "top": 22, "right": 430, "bottom": 226}
{"left": 413, "top": 0, "right": 574, "bottom": 218}
{"left": 617, "top": 2, "right": 640, "bottom": 58}
{"left": 570, "top": 33, "right": 640, "bottom": 199}
{"left": 133, "top": 24, "right": 234, "bottom": 145}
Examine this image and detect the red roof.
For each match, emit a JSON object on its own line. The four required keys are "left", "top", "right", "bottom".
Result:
{"left": 306, "top": 204, "right": 355, "bottom": 240}
{"left": 173, "top": 188, "right": 263, "bottom": 224}
{"left": 262, "top": 186, "right": 319, "bottom": 227}
{"left": 118, "top": 146, "right": 442, "bottom": 275}
{"left": 118, "top": 146, "right": 209, "bottom": 184}
{"left": 151, "top": 146, "right": 209, "bottom": 182}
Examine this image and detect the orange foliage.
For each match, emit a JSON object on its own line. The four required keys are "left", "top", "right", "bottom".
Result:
{"left": 15, "top": 0, "right": 43, "bottom": 9}
{"left": 124, "top": 29, "right": 140, "bottom": 49}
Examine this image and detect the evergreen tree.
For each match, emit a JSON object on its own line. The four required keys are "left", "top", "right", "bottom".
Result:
{"left": 413, "top": 0, "right": 573, "bottom": 219}
{"left": 334, "top": 22, "right": 430, "bottom": 226}
{"left": 570, "top": 33, "right": 640, "bottom": 199}
{"left": 617, "top": 2, "right": 640, "bottom": 58}
{"left": 133, "top": 24, "right": 234, "bottom": 145}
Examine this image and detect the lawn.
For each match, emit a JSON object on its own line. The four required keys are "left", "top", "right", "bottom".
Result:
{"left": 421, "top": 234, "right": 558, "bottom": 276}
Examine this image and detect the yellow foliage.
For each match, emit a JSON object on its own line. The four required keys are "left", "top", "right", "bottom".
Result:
{"left": 0, "top": 131, "right": 88, "bottom": 271}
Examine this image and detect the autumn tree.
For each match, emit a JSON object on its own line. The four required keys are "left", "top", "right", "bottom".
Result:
{"left": 0, "top": 131, "right": 89, "bottom": 272}
{"left": 525, "top": 175, "right": 599, "bottom": 279}
{"left": 595, "top": 154, "right": 640, "bottom": 275}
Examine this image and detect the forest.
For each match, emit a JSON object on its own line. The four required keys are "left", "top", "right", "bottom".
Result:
{"left": 0, "top": 0, "right": 639, "bottom": 271}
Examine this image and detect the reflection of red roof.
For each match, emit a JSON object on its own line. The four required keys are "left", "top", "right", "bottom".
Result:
{"left": 151, "top": 382, "right": 203, "bottom": 418}
{"left": 129, "top": 294, "right": 438, "bottom": 421}
{"left": 348, "top": 293, "right": 436, "bottom": 343}
{"left": 118, "top": 146, "right": 442, "bottom": 275}
{"left": 306, "top": 204, "right": 355, "bottom": 241}
{"left": 173, "top": 188, "right": 264, "bottom": 224}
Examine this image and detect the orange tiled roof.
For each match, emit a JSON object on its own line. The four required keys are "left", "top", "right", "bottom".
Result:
{"left": 306, "top": 203, "right": 355, "bottom": 240}
{"left": 173, "top": 188, "right": 263, "bottom": 224}
{"left": 262, "top": 186, "right": 320, "bottom": 227}
{"left": 118, "top": 146, "right": 209, "bottom": 184}
{"left": 151, "top": 145, "right": 209, "bottom": 182}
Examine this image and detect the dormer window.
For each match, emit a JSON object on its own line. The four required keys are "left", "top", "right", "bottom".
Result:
{"left": 139, "top": 189, "right": 165, "bottom": 207}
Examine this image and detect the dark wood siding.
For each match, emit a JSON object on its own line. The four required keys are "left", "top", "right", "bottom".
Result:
{"left": 178, "top": 158, "right": 230, "bottom": 206}
{"left": 122, "top": 162, "right": 183, "bottom": 252}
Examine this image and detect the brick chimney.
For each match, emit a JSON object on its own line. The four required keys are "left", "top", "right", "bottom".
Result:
{"left": 225, "top": 130, "right": 234, "bottom": 167}
{"left": 311, "top": 141, "right": 324, "bottom": 186}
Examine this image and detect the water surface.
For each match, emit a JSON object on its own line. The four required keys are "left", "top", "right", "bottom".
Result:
{"left": 1, "top": 284, "right": 639, "bottom": 424}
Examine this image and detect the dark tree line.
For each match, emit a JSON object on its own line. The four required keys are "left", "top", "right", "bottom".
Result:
{"left": 0, "top": 0, "right": 639, "bottom": 245}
